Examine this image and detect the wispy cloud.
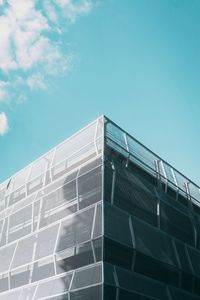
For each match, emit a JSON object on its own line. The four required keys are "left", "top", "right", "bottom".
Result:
{"left": 0, "top": 112, "right": 9, "bottom": 135}
{"left": 0, "top": 0, "right": 93, "bottom": 133}
{"left": 0, "top": 81, "right": 9, "bottom": 101}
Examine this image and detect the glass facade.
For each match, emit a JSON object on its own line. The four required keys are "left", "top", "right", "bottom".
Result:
{"left": 0, "top": 116, "right": 200, "bottom": 299}
{"left": 104, "top": 117, "right": 200, "bottom": 300}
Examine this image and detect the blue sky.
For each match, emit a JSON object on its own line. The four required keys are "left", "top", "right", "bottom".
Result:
{"left": 0, "top": 0, "right": 200, "bottom": 185}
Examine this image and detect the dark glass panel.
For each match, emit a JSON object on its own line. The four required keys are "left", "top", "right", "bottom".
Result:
{"left": 105, "top": 203, "right": 133, "bottom": 248}
{"left": 114, "top": 171, "right": 157, "bottom": 226}
{"left": 187, "top": 246, "right": 200, "bottom": 277}
{"left": 104, "top": 284, "right": 117, "bottom": 300}
{"left": 132, "top": 216, "right": 178, "bottom": 267}
{"left": 104, "top": 162, "right": 113, "bottom": 203}
{"left": 134, "top": 252, "right": 179, "bottom": 287}
{"left": 160, "top": 200, "right": 194, "bottom": 246}
{"left": 174, "top": 240, "right": 193, "bottom": 274}
{"left": 194, "top": 214, "right": 200, "bottom": 250}
{"left": 104, "top": 264, "right": 116, "bottom": 286}
{"left": 119, "top": 289, "right": 157, "bottom": 300}
{"left": 104, "top": 238, "right": 133, "bottom": 270}
{"left": 194, "top": 277, "right": 200, "bottom": 295}
{"left": 169, "top": 285, "right": 199, "bottom": 300}
{"left": 181, "top": 272, "right": 194, "bottom": 293}
{"left": 116, "top": 266, "right": 169, "bottom": 300}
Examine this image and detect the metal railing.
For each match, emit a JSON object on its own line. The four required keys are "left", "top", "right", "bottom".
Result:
{"left": 105, "top": 116, "right": 200, "bottom": 207}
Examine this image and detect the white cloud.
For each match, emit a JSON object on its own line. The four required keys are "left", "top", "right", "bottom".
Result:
{"left": 27, "top": 73, "right": 47, "bottom": 91}
{"left": 0, "top": 0, "right": 93, "bottom": 99}
{"left": 55, "top": 0, "right": 92, "bottom": 22}
{"left": 0, "top": 112, "right": 9, "bottom": 135}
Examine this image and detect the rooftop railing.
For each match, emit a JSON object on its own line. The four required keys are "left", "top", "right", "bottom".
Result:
{"left": 105, "top": 116, "right": 200, "bottom": 207}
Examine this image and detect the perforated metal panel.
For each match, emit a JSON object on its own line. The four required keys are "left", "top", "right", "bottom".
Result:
{"left": 0, "top": 117, "right": 103, "bottom": 300}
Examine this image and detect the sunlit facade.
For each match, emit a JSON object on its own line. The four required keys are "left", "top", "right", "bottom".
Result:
{"left": 0, "top": 116, "right": 200, "bottom": 299}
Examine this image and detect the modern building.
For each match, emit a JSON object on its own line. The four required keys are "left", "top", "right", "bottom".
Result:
{"left": 0, "top": 116, "right": 200, "bottom": 299}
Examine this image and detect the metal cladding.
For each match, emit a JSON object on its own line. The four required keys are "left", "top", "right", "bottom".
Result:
{"left": 0, "top": 116, "right": 200, "bottom": 299}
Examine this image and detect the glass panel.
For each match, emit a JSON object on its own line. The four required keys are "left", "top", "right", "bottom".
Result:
{"left": 119, "top": 289, "right": 157, "bottom": 300}
{"left": 93, "top": 238, "right": 103, "bottom": 262}
{"left": 9, "top": 185, "right": 26, "bottom": 206}
{"left": 114, "top": 170, "right": 157, "bottom": 226}
{"left": 10, "top": 166, "right": 31, "bottom": 192}
{"left": 187, "top": 246, "right": 200, "bottom": 277}
{"left": 10, "top": 264, "right": 30, "bottom": 289}
{"left": 106, "top": 122, "right": 126, "bottom": 149}
{"left": 168, "top": 285, "right": 199, "bottom": 300}
{"left": 71, "top": 264, "right": 102, "bottom": 290}
{"left": 27, "top": 174, "right": 44, "bottom": 195}
{"left": 35, "top": 273, "right": 72, "bottom": 299}
{"left": 105, "top": 204, "right": 133, "bottom": 248}
{"left": 70, "top": 285, "right": 102, "bottom": 300}
{"left": 0, "top": 289, "right": 21, "bottom": 300}
{"left": 53, "top": 122, "right": 96, "bottom": 166}
{"left": 57, "top": 207, "right": 95, "bottom": 252}
{"left": 78, "top": 166, "right": 102, "bottom": 210}
{"left": 11, "top": 235, "right": 35, "bottom": 268}
{"left": 104, "top": 238, "right": 133, "bottom": 270}
{"left": 174, "top": 240, "right": 193, "bottom": 274}
{"left": 127, "top": 136, "right": 157, "bottom": 171}
{"left": 20, "top": 285, "right": 37, "bottom": 300}
{"left": 0, "top": 218, "right": 8, "bottom": 246}
{"left": 56, "top": 241, "right": 94, "bottom": 274}
{"left": 0, "top": 243, "right": 16, "bottom": 273}
{"left": 104, "top": 285, "right": 117, "bottom": 300}
{"left": 132, "top": 216, "right": 178, "bottom": 267}
{"left": 116, "top": 266, "right": 169, "bottom": 300}
{"left": 93, "top": 203, "right": 102, "bottom": 239}
{"left": 32, "top": 256, "right": 55, "bottom": 282}
{"left": 43, "top": 171, "right": 78, "bottom": 197}
{"left": 160, "top": 200, "right": 194, "bottom": 246}
{"left": 8, "top": 205, "right": 32, "bottom": 242}
{"left": 134, "top": 251, "right": 179, "bottom": 287}
{"left": 29, "top": 151, "right": 54, "bottom": 180}
{"left": 104, "top": 263, "right": 116, "bottom": 286}
{"left": 0, "top": 274, "right": 8, "bottom": 293}
{"left": 35, "top": 224, "right": 59, "bottom": 260}
{"left": 79, "top": 158, "right": 102, "bottom": 176}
